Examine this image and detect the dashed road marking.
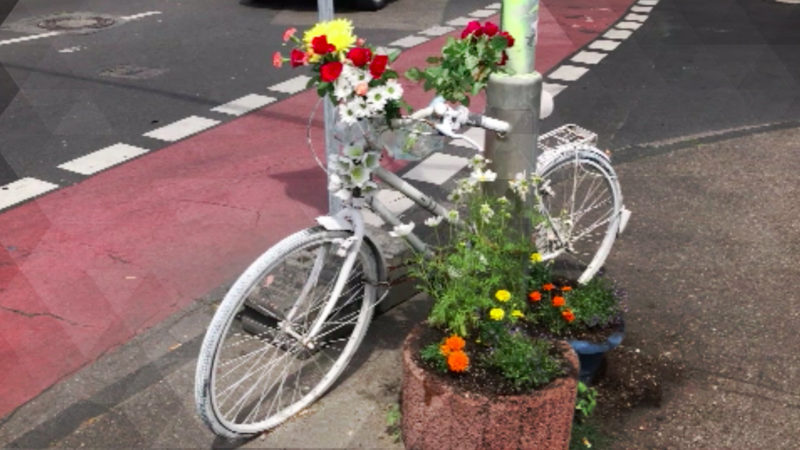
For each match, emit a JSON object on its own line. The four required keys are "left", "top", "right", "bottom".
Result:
{"left": 631, "top": 5, "right": 653, "bottom": 12}
{"left": 143, "top": 116, "right": 220, "bottom": 142}
{"left": 0, "top": 31, "right": 61, "bottom": 46}
{"left": 469, "top": 9, "right": 496, "bottom": 18}
{"left": 420, "top": 25, "right": 455, "bottom": 37}
{"left": 57, "top": 143, "right": 149, "bottom": 175}
{"left": 447, "top": 17, "right": 473, "bottom": 26}
{"left": 603, "top": 29, "right": 633, "bottom": 40}
{"left": 119, "top": 11, "right": 162, "bottom": 21}
{"left": 402, "top": 153, "right": 470, "bottom": 185}
{"left": 616, "top": 21, "right": 643, "bottom": 30}
{"left": 486, "top": 3, "right": 501, "bottom": 9}
{"left": 638, "top": 0, "right": 660, "bottom": 5}
{"left": 211, "top": 94, "right": 276, "bottom": 116}
{"left": 0, "top": 178, "right": 59, "bottom": 211}
{"left": 588, "top": 39, "right": 621, "bottom": 51}
{"left": 389, "top": 35, "right": 430, "bottom": 48}
{"left": 268, "top": 75, "right": 312, "bottom": 95}
{"left": 571, "top": 50, "right": 608, "bottom": 65}
{"left": 543, "top": 82, "right": 568, "bottom": 97}
{"left": 548, "top": 65, "right": 590, "bottom": 82}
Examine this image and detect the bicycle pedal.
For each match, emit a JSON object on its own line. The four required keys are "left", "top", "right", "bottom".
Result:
{"left": 618, "top": 207, "right": 632, "bottom": 234}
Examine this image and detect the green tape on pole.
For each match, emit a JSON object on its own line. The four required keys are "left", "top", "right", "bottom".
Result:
{"left": 502, "top": 0, "right": 538, "bottom": 75}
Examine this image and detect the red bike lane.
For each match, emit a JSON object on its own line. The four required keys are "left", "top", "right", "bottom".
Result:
{"left": 0, "top": 0, "right": 635, "bottom": 419}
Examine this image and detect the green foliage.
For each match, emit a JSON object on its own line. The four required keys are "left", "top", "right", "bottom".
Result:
{"left": 384, "top": 404, "right": 402, "bottom": 443}
{"left": 480, "top": 330, "right": 563, "bottom": 392}
{"left": 404, "top": 33, "right": 511, "bottom": 105}
{"left": 527, "top": 276, "right": 622, "bottom": 337}
{"left": 420, "top": 342, "right": 448, "bottom": 373}
{"left": 574, "top": 381, "right": 598, "bottom": 421}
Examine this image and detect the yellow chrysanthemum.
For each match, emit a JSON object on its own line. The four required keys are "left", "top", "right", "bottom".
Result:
{"left": 530, "top": 252, "right": 542, "bottom": 262}
{"left": 489, "top": 308, "right": 505, "bottom": 321}
{"left": 303, "top": 18, "right": 356, "bottom": 61}
{"left": 511, "top": 309, "right": 524, "bottom": 318}
{"left": 494, "top": 289, "right": 511, "bottom": 302}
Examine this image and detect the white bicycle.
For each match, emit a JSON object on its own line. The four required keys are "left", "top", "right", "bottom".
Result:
{"left": 194, "top": 99, "right": 631, "bottom": 438}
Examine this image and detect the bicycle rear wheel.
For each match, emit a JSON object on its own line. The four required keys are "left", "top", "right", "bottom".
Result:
{"left": 536, "top": 147, "right": 622, "bottom": 283}
{"left": 195, "top": 227, "right": 379, "bottom": 438}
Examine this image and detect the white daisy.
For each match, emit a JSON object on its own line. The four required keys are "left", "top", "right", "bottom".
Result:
{"left": 338, "top": 102, "right": 358, "bottom": 125}
{"left": 383, "top": 78, "right": 403, "bottom": 101}
{"left": 479, "top": 203, "right": 494, "bottom": 223}
{"left": 366, "top": 86, "right": 388, "bottom": 112}
{"left": 353, "top": 98, "right": 372, "bottom": 118}
{"left": 470, "top": 168, "right": 497, "bottom": 183}
{"left": 340, "top": 64, "right": 360, "bottom": 87}
{"left": 424, "top": 216, "right": 444, "bottom": 227}
{"left": 389, "top": 221, "right": 415, "bottom": 237}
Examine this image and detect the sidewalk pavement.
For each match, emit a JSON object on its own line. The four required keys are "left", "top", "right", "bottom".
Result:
{"left": 2, "top": 123, "right": 799, "bottom": 448}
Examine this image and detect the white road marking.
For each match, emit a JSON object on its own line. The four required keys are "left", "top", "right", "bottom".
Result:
{"left": 469, "top": 9, "right": 497, "bottom": 18}
{"left": 363, "top": 189, "right": 416, "bottom": 227}
{"left": 211, "top": 94, "right": 276, "bottom": 116}
{"left": 389, "top": 35, "right": 430, "bottom": 48}
{"left": 268, "top": 75, "right": 311, "bottom": 94}
{"left": 588, "top": 39, "right": 621, "bottom": 51}
{"left": 420, "top": 25, "right": 455, "bottom": 37}
{"left": 119, "top": 11, "right": 162, "bottom": 21}
{"left": 543, "top": 83, "right": 568, "bottom": 97}
{"left": 402, "top": 153, "right": 470, "bottom": 185}
{"left": 548, "top": 65, "right": 589, "bottom": 82}
{"left": 0, "top": 178, "right": 59, "bottom": 210}
{"left": 638, "top": 0, "right": 660, "bottom": 5}
{"left": 57, "top": 143, "right": 149, "bottom": 175}
{"left": 604, "top": 29, "right": 633, "bottom": 40}
{"left": 616, "top": 21, "right": 643, "bottom": 30}
{"left": 0, "top": 31, "right": 61, "bottom": 46}
{"left": 625, "top": 13, "right": 649, "bottom": 22}
{"left": 143, "top": 116, "right": 220, "bottom": 142}
{"left": 446, "top": 17, "right": 473, "bottom": 26}
{"left": 449, "top": 127, "right": 485, "bottom": 149}
{"left": 571, "top": 50, "right": 608, "bottom": 65}
{"left": 58, "top": 46, "right": 85, "bottom": 53}
{"left": 486, "top": 3, "right": 501, "bottom": 9}
{"left": 630, "top": 6, "right": 654, "bottom": 13}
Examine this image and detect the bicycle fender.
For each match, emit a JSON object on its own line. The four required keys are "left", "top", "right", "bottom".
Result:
{"left": 315, "top": 215, "right": 352, "bottom": 231}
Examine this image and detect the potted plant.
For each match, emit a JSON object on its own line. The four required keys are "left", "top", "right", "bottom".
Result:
{"left": 401, "top": 155, "right": 579, "bottom": 449}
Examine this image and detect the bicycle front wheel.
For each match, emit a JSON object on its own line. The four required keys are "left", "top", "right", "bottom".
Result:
{"left": 536, "top": 148, "right": 622, "bottom": 283}
{"left": 195, "top": 227, "right": 379, "bottom": 438}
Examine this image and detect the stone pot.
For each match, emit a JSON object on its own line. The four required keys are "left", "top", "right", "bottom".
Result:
{"left": 401, "top": 324, "right": 579, "bottom": 449}
{"left": 568, "top": 319, "right": 625, "bottom": 384}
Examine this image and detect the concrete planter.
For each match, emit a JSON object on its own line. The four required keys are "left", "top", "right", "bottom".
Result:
{"left": 401, "top": 324, "right": 579, "bottom": 449}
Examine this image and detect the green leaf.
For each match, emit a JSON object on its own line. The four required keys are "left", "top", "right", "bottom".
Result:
{"left": 426, "top": 56, "right": 442, "bottom": 64}
{"left": 388, "top": 49, "right": 401, "bottom": 62}
{"left": 404, "top": 67, "right": 421, "bottom": 81}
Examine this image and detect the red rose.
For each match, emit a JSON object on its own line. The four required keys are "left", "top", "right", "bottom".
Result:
{"left": 311, "top": 35, "right": 336, "bottom": 55}
{"left": 347, "top": 47, "right": 372, "bottom": 67}
{"left": 500, "top": 31, "right": 515, "bottom": 48}
{"left": 482, "top": 21, "right": 499, "bottom": 37}
{"left": 460, "top": 20, "right": 483, "bottom": 39}
{"left": 320, "top": 61, "right": 343, "bottom": 82}
{"left": 290, "top": 48, "right": 308, "bottom": 67}
{"left": 369, "top": 54, "right": 388, "bottom": 79}
{"left": 499, "top": 51, "right": 508, "bottom": 66}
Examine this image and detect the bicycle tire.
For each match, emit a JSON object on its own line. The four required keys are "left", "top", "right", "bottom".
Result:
{"left": 195, "top": 226, "right": 379, "bottom": 438}
{"left": 536, "top": 147, "right": 622, "bottom": 283}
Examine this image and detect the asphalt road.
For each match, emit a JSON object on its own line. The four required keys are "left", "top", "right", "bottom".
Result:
{"left": 0, "top": 0, "right": 489, "bottom": 187}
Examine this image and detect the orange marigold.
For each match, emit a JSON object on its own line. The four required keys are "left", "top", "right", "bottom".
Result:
{"left": 542, "top": 283, "right": 555, "bottom": 291}
{"left": 561, "top": 286, "right": 572, "bottom": 292}
{"left": 552, "top": 295, "right": 565, "bottom": 307}
{"left": 562, "top": 308, "right": 575, "bottom": 322}
{"left": 439, "top": 343, "right": 450, "bottom": 356}
{"left": 447, "top": 350, "right": 469, "bottom": 372}
{"left": 528, "top": 291, "right": 542, "bottom": 302}
{"left": 444, "top": 335, "right": 466, "bottom": 352}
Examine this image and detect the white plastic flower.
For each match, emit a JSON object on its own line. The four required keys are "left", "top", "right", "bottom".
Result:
{"left": 360, "top": 151, "right": 380, "bottom": 170}
{"left": 424, "top": 216, "right": 444, "bottom": 227}
{"left": 389, "top": 221, "right": 415, "bottom": 237}
{"left": 333, "top": 188, "right": 352, "bottom": 201}
{"left": 470, "top": 168, "right": 497, "bottom": 183}
{"left": 328, "top": 173, "right": 343, "bottom": 192}
{"left": 348, "top": 165, "right": 370, "bottom": 187}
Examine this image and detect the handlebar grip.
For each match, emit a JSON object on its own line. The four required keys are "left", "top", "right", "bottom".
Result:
{"left": 468, "top": 113, "right": 511, "bottom": 133}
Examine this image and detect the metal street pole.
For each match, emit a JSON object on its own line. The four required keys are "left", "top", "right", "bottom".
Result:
{"left": 485, "top": 0, "right": 542, "bottom": 197}
{"left": 318, "top": 0, "right": 341, "bottom": 214}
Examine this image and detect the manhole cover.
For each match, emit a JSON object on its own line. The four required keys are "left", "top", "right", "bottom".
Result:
{"left": 37, "top": 14, "right": 115, "bottom": 32}
{"left": 99, "top": 64, "right": 167, "bottom": 80}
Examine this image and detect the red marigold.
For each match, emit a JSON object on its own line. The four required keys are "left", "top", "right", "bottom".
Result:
{"left": 290, "top": 48, "right": 308, "bottom": 67}
{"left": 347, "top": 47, "right": 372, "bottom": 67}
{"left": 542, "top": 283, "right": 555, "bottom": 291}
{"left": 320, "top": 61, "right": 343, "bottom": 82}
{"left": 528, "top": 291, "right": 542, "bottom": 302}
{"left": 311, "top": 35, "right": 336, "bottom": 55}
{"left": 444, "top": 335, "right": 465, "bottom": 352}
{"left": 460, "top": 20, "right": 483, "bottom": 39}
{"left": 562, "top": 309, "right": 576, "bottom": 323}
{"left": 447, "top": 350, "right": 469, "bottom": 372}
{"left": 552, "top": 296, "right": 565, "bottom": 307}
{"left": 369, "top": 54, "right": 388, "bottom": 78}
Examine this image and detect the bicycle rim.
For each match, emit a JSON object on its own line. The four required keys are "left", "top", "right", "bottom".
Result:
{"left": 195, "top": 228, "right": 377, "bottom": 437}
{"left": 537, "top": 150, "right": 621, "bottom": 283}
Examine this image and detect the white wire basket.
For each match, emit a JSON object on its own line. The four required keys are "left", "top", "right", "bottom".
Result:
{"left": 380, "top": 121, "right": 444, "bottom": 161}
{"left": 537, "top": 124, "right": 598, "bottom": 153}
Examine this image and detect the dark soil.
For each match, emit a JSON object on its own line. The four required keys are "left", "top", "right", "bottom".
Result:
{"left": 412, "top": 325, "right": 575, "bottom": 397}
